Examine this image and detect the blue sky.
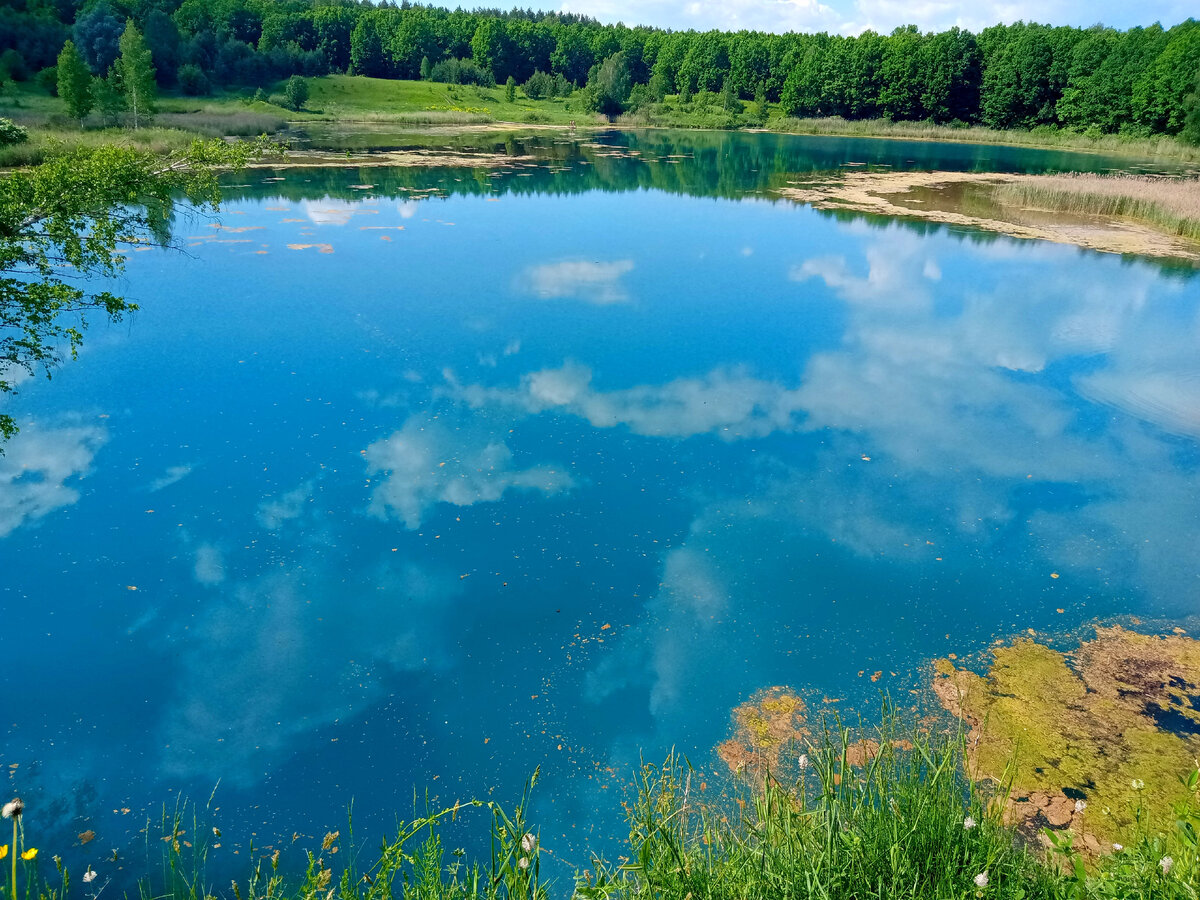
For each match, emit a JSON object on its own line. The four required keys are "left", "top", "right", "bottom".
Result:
{"left": 551, "top": 0, "right": 1196, "bottom": 34}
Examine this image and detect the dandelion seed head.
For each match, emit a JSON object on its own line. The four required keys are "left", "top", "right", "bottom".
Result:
{"left": 518, "top": 856, "right": 530, "bottom": 871}
{"left": 1074, "top": 799, "right": 1086, "bottom": 812}
{"left": 798, "top": 754, "right": 809, "bottom": 770}
{"left": 1112, "top": 843, "right": 1123, "bottom": 852}
{"left": 1160, "top": 856, "right": 1173, "bottom": 876}
{"left": 963, "top": 816, "right": 977, "bottom": 829}
{"left": 520, "top": 832, "right": 537, "bottom": 854}
{"left": 83, "top": 867, "right": 98, "bottom": 884}
{"left": 974, "top": 870, "right": 988, "bottom": 888}
{"left": 2, "top": 799, "right": 23, "bottom": 820}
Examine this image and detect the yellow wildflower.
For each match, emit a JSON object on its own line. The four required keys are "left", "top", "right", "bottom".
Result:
{"left": 0, "top": 845, "right": 7, "bottom": 859}
{"left": 21, "top": 848, "right": 37, "bottom": 861}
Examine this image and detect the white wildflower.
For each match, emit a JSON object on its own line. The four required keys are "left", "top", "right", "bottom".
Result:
{"left": 1112, "top": 843, "right": 1123, "bottom": 852}
{"left": 963, "top": 816, "right": 977, "bottom": 830}
{"left": 798, "top": 754, "right": 809, "bottom": 770}
{"left": 974, "top": 870, "right": 988, "bottom": 888}
{"left": 2, "top": 799, "right": 23, "bottom": 819}
{"left": 83, "top": 868, "right": 97, "bottom": 884}
{"left": 1160, "top": 856, "right": 1173, "bottom": 876}
{"left": 1131, "top": 779, "right": 1145, "bottom": 790}
{"left": 518, "top": 857, "right": 530, "bottom": 871}
{"left": 1074, "top": 799, "right": 1086, "bottom": 813}
{"left": 520, "top": 832, "right": 537, "bottom": 854}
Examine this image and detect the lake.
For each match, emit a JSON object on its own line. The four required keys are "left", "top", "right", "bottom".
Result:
{"left": 3, "top": 128, "right": 1199, "bottom": 887}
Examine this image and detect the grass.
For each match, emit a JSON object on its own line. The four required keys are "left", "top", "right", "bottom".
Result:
{"left": 5, "top": 75, "right": 1200, "bottom": 165}
{"left": 993, "top": 173, "right": 1200, "bottom": 241}
{"left": 7, "top": 711, "right": 1200, "bottom": 900}
{"left": 297, "top": 75, "right": 593, "bottom": 127}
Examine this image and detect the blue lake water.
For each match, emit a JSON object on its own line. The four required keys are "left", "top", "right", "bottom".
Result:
{"left": 2, "top": 129, "right": 1199, "bottom": 887}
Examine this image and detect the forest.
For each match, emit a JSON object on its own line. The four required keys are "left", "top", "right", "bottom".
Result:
{"left": 1, "top": 0, "right": 1199, "bottom": 139}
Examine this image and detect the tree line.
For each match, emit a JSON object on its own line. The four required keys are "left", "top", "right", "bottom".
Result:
{"left": 1, "top": 0, "right": 1198, "bottom": 139}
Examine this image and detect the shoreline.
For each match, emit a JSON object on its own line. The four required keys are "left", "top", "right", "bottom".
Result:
{"left": 776, "top": 170, "right": 1200, "bottom": 261}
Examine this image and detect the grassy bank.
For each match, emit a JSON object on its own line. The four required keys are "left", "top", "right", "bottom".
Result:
{"left": 6, "top": 75, "right": 1200, "bottom": 168}
{"left": 993, "top": 173, "right": 1200, "bottom": 241}
{"left": 0, "top": 75, "right": 596, "bottom": 165}
{"left": 6, "top": 714, "right": 1199, "bottom": 900}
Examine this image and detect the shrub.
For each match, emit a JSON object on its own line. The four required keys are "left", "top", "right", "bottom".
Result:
{"left": 0, "top": 118, "right": 29, "bottom": 146}
{"left": 177, "top": 63, "right": 210, "bottom": 96}
{"left": 429, "top": 57, "right": 494, "bottom": 87}
{"left": 35, "top": 66, "right": 58, "bottom": 96}
{"left": 283, "top": 74, "right": 308, "bottom": 111}
{"left": 523, "top": 69, "right": 553, "bottom": 100}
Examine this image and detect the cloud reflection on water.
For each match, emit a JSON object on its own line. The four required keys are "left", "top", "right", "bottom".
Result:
{"left": 0, "top": 422, "right": 106, "bottom": 537}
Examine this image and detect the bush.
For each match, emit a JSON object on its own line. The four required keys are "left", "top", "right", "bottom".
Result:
{"left": 429, "top": 57, "right": 494, "bottom": 87}
{"left": 283, "top": 74, "right": 308, "bottom": 111}
{"left": 0, "top": 118, "right": 29, "bottom": 146}
{"left": 35, "top": 66, "right": 58, "bottom": 96}
{"left": 523, "top": 69, "right": 553, "bottom": 100}
{"left": 177, "top": 63, "right": 211, "bottom": 96}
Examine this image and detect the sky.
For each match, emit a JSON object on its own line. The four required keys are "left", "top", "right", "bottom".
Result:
{"left": 550, "top": 0, "right": 1196, "bottom": 35}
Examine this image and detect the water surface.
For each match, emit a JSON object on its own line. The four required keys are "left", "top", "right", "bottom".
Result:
{"left": 2, "top": 129, "right": 1199, "bottom": 887}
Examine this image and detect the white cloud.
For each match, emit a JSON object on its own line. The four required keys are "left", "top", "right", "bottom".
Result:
{"left": 521, "top": 260, "right": 635, "bottom": 305}
{"left": 160, "top": 557, "right": 463, "bottom": 784}
{"left": 364, "top": 414, "right": 573, "bottom": 529}
{"left": 555, "top": 0, "right": 1193, "bottom": 35}
{"left": 0, "top": 423, "right": 106, "bottom": 538}
{"left": 301, "top": 199, "right": 379, "bottom": 226}
{"left": 194, "top": 543, "right": 225, "bottom": 586}
{"left": 149, "top": 464, "right": 192, "bottom": 492}
{"left": 455, "top": 361, "right": 805, "bottom": 440}
{"left": 256, "top": 481, "right": 315, "bottom": 530}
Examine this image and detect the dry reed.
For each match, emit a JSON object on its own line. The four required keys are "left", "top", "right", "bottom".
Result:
{"left": 995, "top": 173, "right": 1200, "bottom": 241}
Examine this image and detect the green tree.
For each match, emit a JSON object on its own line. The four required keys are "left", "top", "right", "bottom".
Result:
{"left": 505, "top": 74, "right": 516, "bottom": 102}
{"left": 57, "top": 40, "right": 93, "bottom": 126}
{"left": 91, "top": 70, "right": 123, "bottom": 126}
{"left": 0, "top": 140, "right": 259, "bottom": 444}
{"left": 419, "top": 55, "right": 431, "bottom": 80}
{"left": 284, "top": 74, "right": 308, "bottom": 110}
{"left": 117, "top": 20, "right": 155, "bottom": 129}
{"left": 585, "top": 50, "right": 631, "bottom": 118}
{"left": 1183, "top": 69, "right": 1200, "bottom": 145}
{"left": 751, "top": 79, "right": 768, "bottom": 125}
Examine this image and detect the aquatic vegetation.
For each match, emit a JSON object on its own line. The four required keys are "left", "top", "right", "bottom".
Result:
{"left": 933, "top": 626, "right": 1200, "bottom": 849}
{"left": 715, "top": 686, "right": 808, "bottom": 776}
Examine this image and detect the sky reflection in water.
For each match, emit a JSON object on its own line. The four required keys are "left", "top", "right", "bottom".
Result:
{"left": 2, "top": 130, "right": 1199, "bottom": 885}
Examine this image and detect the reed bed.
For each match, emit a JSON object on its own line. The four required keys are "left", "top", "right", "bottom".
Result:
{"left": 153, "top": 111, "right": 288, "bottom": 137}
{"left": 995, "top": 173, "right": 1200, "bottom": 241}
{"left": 0, "top": 126, "right": 197, "bottom": 167}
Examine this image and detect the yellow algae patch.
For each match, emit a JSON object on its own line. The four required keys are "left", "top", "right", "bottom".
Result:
{"left": 933, "top": 626, "right": 1200, "bottom": 849}
{"left": 286, "top": 243, "right": 334, "bottom": 254}
{"left": 717, "top": 686, "right": 807, "bottom": 776}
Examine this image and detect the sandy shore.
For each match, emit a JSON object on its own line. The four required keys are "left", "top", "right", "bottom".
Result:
{"left": 777, "top": 170, "right": 1200, "bottom": 261}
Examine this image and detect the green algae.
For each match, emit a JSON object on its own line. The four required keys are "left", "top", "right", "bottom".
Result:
{"left": 933, "top": 626, "right": 1200, "bottom": 850}
{"left": 716, "top": 686, "right": 808, "bottom": 776}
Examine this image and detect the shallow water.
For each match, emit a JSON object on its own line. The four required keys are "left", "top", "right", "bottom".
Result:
{"left": 2, "top": 129, "right": 1200, "bottom": 887}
